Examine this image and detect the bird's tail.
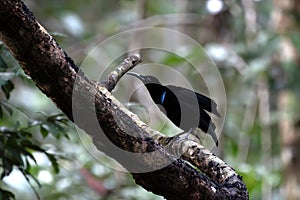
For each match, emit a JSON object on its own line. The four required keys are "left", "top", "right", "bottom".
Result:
{"left": 195, "top": 93, "right": 221, "bottom": 117}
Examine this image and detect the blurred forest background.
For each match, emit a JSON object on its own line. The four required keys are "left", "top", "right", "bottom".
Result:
{"left": 1, "top": 0, "right": 300, "bottom": 199}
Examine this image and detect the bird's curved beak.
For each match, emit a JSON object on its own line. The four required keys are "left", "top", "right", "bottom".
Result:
{"left": 127, "top": 72, "right": 146, "bottom": 82}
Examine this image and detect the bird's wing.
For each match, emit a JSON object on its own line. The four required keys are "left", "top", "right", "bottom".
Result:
{"left": 167, "top": 85, "right": 221, "bottom": 117}
{"left": 166, "top": 85, "right": 219, "bottom": 145}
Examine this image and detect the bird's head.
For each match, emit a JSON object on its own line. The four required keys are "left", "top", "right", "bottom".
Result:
{"left": 127, "top": 72, "right": 161, "bottom": 85}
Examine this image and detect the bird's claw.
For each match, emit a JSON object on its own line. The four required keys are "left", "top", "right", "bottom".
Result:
{"left": 161, "top": 129, "right": 202, "bottom": 146}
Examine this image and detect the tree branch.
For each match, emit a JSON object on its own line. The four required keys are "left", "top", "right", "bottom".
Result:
{"left": 0, "top": 1, "right": 248, "bottom": 199}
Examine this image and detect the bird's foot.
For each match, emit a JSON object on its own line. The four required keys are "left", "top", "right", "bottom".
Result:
{"left": 162, "top": 128, "right": 202, "bottom": 145}
{"left": 189, "top": 128, "right": 219, "bottom": 147}
{"left": 185, "top": 128, "right": 205, "bottom": 144}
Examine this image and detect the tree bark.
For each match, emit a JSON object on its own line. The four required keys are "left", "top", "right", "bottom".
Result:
{"left": 0, "top": 0, "right": 248, "bottom": 199}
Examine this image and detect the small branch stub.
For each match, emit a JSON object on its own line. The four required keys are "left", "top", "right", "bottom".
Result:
{"left": 101, "top": 54, "right": 141, "bottom": 92}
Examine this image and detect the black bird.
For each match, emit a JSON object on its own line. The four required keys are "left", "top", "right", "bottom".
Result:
{"left": 128, "top": 72, "right": 221, "bottom": 146}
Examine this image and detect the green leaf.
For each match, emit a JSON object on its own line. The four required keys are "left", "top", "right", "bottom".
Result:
{"left": 46, "top": 153, "right": 60, "bottom": 173}
{"left": 23, "top": 149, "right": 37, "bottom": 164}
{"left": 48, "top": 113, "right": 68, "bottom": 123}
{"left": 18, "top": 167, "right": 41, "bottom": 200}
{"left": 1, "top": 160, "right": 13, "bottom": 179}
{"left": 0, "top": 56, "right": 8, "bottom": 70}
{"left": 1, "top": 80, "right": 14, "bottom": 99}
{"left": 0, "top": 189, "right": 15, "bottom": 200}
{"left": 40, "top": 124, "right": 50, "bottom": 138}
{"left": 0, "top": 102, "right": 13, "bottom": 117}
{"left": 5, "top": 148, "right": 24, "bottom": 166}
{"left": 46, "top": 113, "right": 70, "bottom": 139}
{"left": 45, "top": 121, "right": 64, "bottom": 139}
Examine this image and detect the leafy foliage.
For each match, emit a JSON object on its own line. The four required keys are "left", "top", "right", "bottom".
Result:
{"left": 0, "top": 100, "right": 70, "bottom": 199}
{"left": 0, "top": 188, "right": 15, "bottom": 200}
{"left": 0, "top": 56, "right": 14, "bottom": 100}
